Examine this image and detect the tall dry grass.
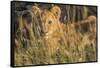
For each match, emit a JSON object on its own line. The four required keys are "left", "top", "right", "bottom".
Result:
{"left": 14, "top": 5, "right": 97, "bottom": 66}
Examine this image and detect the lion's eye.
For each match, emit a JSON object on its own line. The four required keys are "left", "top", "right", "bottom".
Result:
{"left": 48, "top": 20, "right": 52, "bottom": 24}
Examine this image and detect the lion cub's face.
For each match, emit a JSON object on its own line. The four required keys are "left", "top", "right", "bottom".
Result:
{"left": 41, "top": 6, "right": 61, "bottom": 37}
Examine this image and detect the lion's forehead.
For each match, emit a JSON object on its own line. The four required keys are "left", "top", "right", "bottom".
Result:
{"left": 42, "top": 12, "right": 56, "bottom": 20}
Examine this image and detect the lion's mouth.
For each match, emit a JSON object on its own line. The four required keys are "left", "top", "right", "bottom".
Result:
{"left": 41, "top": 30, "right": 54, "bottom": 39}
{"left": 45, "top": 31, "right": 53, "bottom": 36}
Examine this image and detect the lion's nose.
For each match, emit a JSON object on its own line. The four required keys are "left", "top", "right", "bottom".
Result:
{"left": 41, "top": 30, "right": 48, "bottom": 36}
{"left": 41, "top": 29, "right": 47, "bottom": 33}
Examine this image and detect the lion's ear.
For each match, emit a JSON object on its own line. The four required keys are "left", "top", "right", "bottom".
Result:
{"left": 87, "top": 16, "right": 96, "bottom": 23}
{"left": 31, "top": 6, "right": 41, "bottom": 16}
{"left": 50, "top": 6, "right": 61, "bottom": 19}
